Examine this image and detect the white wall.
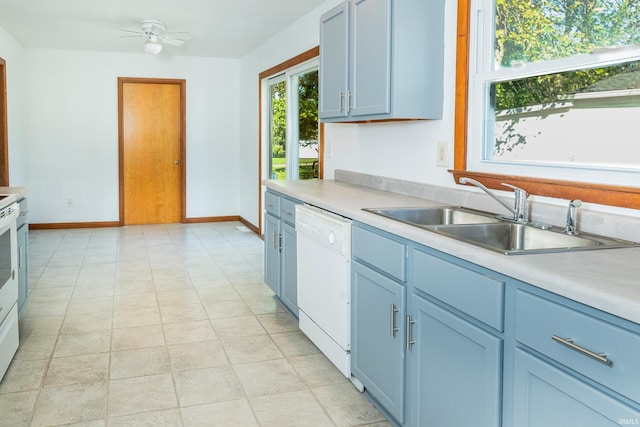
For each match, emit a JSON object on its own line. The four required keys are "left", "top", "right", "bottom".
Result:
{"left": 322, "top": 0, "right": 460, "bottom": 186}
{"left": 236, "top": 0, "right": 460, "bottom": 227}
{"left": 236, "top": 0, "right": 343, "bottom": 226}
{"left": 23, "top": 48, "right": 240, "bottom": 223}
{"left": 0, "top": 26, "right": 28, "bottom": 186}
{"left": 3, "top": 0, "right": 637, "bottom": 226}
{"left": 236, "top": 0, "right": 640, "bottom": 226}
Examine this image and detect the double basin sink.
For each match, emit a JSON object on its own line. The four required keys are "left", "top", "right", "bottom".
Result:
{"left": 363, "top": 206, "right": 638, "bottom": 255}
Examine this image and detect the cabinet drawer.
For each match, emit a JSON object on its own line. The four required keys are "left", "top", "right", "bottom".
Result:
{"left": 411, "top": 249, "right": 504, "bottom": 332}
{"left": 265, "top": 191, "right": 280, "bottom": 216}
{"left": 352, "top": 226, "right": 406, "bottom": 282}
{"left": 279, "top": 198, "right": 299, "bottom": 226}
{"left": 515, "top": 289, "right": 640, "bottom": 404}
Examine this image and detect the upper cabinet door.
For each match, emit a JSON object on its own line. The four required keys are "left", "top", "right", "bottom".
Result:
{"left": 350, "top": 0, "right": 391, "bottom": 117}
{"left": 319, "top": 0, "right": 445, "bottom": 123}
{"left": 319, "top": 2, "right": 350, "bottom": 119}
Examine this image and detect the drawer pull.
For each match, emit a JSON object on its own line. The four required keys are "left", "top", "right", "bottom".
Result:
{"left": 282, "top": 209, "right": 294, "bottom": 215}
{"left": 551, "top": 335, "right": 612, "bottom": 366}
{"left": 406, "top": 315, "right": 416, "bottom": 350}
{"left": 389, "top": 303, "right": 399, "bottom": 337}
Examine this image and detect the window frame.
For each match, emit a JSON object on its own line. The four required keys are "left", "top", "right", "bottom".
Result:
{"left": 257, "top": 46, "right": 322, "bottom": 235}
{"left": 452, "top": 0, "right": 640, "bottom": 209}
{"left": 266, "top": 61, "right": 319, "bottom": 181}
{"left": 0, "top": 57, "right": 8, "bottom": 186}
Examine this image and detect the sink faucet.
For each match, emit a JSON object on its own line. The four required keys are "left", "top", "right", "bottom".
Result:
{"left": 459, "top": 177, "right": 529, "bottom": 222}
{"left": 565, "top": 199, "right": 582, "bottom": 235}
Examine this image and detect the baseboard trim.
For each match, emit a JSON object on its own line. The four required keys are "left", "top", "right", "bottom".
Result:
{"left": 30, "top": 221, "right": 121, "bottom": 230}
{"left": 185, "top": 215, "right": 240, "bottom": 224}
{"left": 238, "top": 217, "right": 259, "bottom": 234}
{"left": 30, "top": 216, "right": 259, "bottom": 234}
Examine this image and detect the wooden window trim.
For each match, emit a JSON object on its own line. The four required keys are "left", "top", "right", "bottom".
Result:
{"left": 0, "top": 57, "right": 8, "bottom": 186}
{"left": 257, "top": 46, "right": 321, "bottom": 235}
{"left": 452, "top": 0, "right": 640, "bottom": 209}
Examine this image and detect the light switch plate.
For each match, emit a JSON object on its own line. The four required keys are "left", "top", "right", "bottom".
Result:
{"left": 436, "top": 141, "right": 448, "bottom": 167}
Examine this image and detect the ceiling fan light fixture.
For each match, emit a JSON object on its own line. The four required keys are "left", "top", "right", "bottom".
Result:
{"left": 144, "top": 36, "right": 163, "bottom": 55}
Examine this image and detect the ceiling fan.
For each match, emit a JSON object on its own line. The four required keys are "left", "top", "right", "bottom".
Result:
{"left": 120, "top": 19, "right": 189, "bottom": 55}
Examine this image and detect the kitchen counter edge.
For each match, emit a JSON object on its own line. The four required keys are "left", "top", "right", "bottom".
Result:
{"left": 264, "top": 179, "right": 640, "bottom": 325}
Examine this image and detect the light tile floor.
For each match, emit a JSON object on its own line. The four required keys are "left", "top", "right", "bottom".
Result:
{"left": 0, "top": 222, "right": 391, "bottom": 427}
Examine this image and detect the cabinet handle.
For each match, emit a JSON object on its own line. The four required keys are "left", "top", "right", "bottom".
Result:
{"left": 282, "top": 209, "right": 293, "bottom": 216}
{"left": 390, "top": 303, "right": 399, "bottom": 337}
{"left": 338, "top": 92, "right": 344, "bottom": 113}
{"left": 551, "top": 335, "right": 612, "bottom": 366}
{"left": 347, "top": 90, "right": 352, "bottom": 113}
{"left": 406, "top": 315, "right": 416, "bottom": 350}
{"left": 272, "top": 230, "right": 279, "bottom": 251}
{"left": 278, "top": 234, "right": 283, "bottom": 252}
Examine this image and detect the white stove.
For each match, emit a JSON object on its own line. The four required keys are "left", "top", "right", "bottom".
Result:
{"left": 0, "top": 199, "right": 19, "bottom": 382}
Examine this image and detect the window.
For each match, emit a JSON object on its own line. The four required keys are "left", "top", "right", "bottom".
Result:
{"left": 455, "top": 0, "right": 640, "bottom": 208}
{"left": 258, "top": 47, "right": 321, "bottom": 234}
{"left": 266, "top": 64, "right": 319, "bottom": 180}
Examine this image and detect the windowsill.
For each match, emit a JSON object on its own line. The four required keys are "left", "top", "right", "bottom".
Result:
{"left": 450, "top": 169, "right": 640, "bottom": 210}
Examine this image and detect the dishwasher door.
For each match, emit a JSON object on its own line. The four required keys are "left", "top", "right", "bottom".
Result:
{"left": 296, "top": 204, "right": 352, "bottom": 377}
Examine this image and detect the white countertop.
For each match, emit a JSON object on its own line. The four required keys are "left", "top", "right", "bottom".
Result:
{"left": 265, "top": 179, "right": 640, "bottom": 325}
{"left": 0, "top": 187, "right": 27, "bottom": 209}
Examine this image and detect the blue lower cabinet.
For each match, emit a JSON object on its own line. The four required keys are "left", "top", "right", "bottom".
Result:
{"left": 352, "top": 261, "right": 406, "bottom": 424}
{"left": 350, "top": 223, "right": 640, "bottom": 426}
{"left": 407, "top": 294, "right": 502, "bottom": 427}
{"left": 262, "top": 189, "right": 301, "bottom": 316}
{"left": 263, "top": 213, "right": 280, "bottom": 295}
{"left": 512, "top": 348, "right": 640, "bottom": 427}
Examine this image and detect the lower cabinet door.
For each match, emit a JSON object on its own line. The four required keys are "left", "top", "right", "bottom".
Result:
{"left": 280, "top": 222, "right": 298, "bottom": 316}
{"left": 264, "top": 213, "right": 280, "bottom": 294}
{"left": 408, "top": 295, "right": 502, "bottom": 427}
{"left": 352, "top": 262, "right": 406, "bottom": 424}
{"left": 512, "top": 348, "right": 640, "bottom": 427}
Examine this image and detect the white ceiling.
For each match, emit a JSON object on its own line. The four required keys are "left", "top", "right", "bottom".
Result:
{"left": 0, "top": 0, "right": 326, "bottom": 58}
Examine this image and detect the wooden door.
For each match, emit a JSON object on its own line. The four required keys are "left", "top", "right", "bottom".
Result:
{"left": 119, "top": 78, "right": 185, "bottom": 225}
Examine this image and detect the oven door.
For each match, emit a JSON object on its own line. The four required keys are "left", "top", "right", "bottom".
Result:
{"left": 0, "top": 203, "right": 19, "bottom": 320}
{"left": 0, "top": 202, "right": 19, "bottom": 381}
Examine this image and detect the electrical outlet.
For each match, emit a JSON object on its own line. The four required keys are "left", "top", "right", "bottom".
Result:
{"left": 66, "top": 198, "right": 73, "bottom": 208}
{"left": 436, "top": 142, "right": 448, "bottom": 167}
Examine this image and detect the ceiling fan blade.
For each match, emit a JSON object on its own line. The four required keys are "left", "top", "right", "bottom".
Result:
{"left": 161, "top": 37, "right": 185, "bottom": 47}
{"left": 119, "top": 28, "right": 145, "bottom": 35}
{"left": 166, "top": 31, "right": 191, "bottom": 41}
{"left": 117, "top": 35, "right": 144, "bottom": 39}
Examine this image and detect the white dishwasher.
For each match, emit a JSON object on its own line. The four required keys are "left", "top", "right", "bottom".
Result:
{"left": 296, "top": 204, "right": 354, "bottom": 379}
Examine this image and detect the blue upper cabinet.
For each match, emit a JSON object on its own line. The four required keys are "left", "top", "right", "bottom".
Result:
{"left": 319, "top": 2, "right": 350, "bottom": 119}
{"left": 319, "top": 0, "right": 445, "bottom": 122}
{"left": 350, "top": 0, "right": 391, "bottom": 117}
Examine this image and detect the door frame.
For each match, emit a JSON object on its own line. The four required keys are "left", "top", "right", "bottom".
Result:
{"left": 118, "top": 77, "right": 187, "bottom": 225}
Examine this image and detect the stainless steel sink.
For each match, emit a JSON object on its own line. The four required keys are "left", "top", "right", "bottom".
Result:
{"left": 363, "top": 206, "right": 638, "bottom": 255}
{"left": 431, "top": 222, "right": 637, "bottom": 255}
{"left": 363, "top": 206, "right": 501, "bottom": 227}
